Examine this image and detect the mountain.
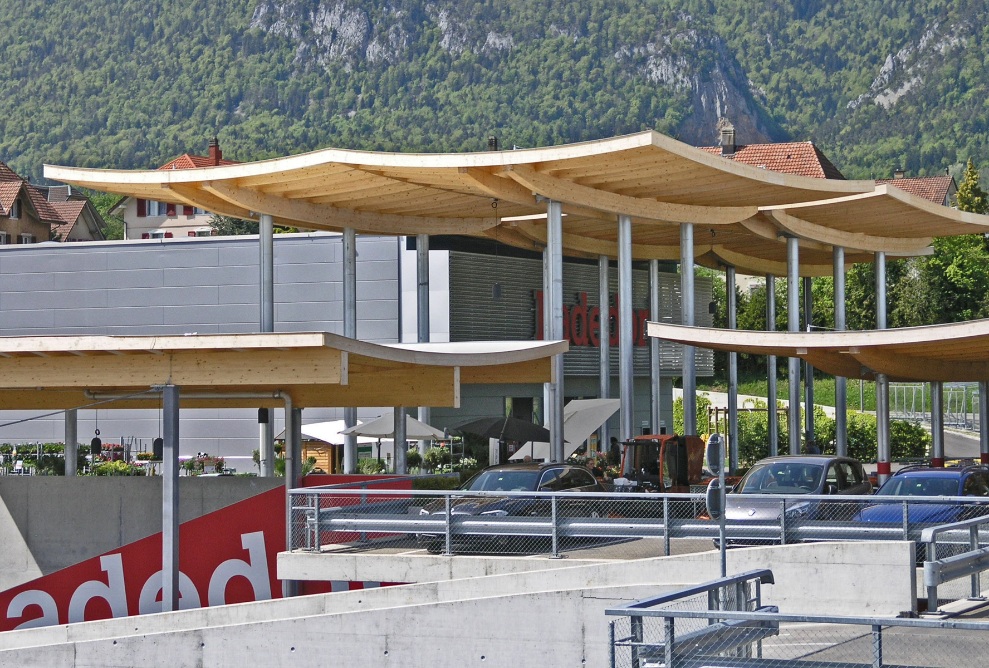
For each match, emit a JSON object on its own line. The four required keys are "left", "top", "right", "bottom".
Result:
{"left": 0, "top": 0, "right": 985, "bottom": 183}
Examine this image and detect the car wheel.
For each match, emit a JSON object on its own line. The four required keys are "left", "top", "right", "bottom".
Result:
{"left": 425, "top": 541, "right": 443, "bottom": 555}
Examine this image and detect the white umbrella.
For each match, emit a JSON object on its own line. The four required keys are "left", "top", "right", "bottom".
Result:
{"left": 340, "top": 413, "right": 445, "bottom": 440}
{"left": 276, "top": 420, "right": 376, "bottom": 445}
{"left": 509, "top": 398, "right": 620, "bottom": 461}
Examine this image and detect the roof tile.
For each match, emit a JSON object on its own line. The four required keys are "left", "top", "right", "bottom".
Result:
{"left": 158, "top": 154, "right": 239, "bottom": 170}
{"left": 700, "top": 142, "right": 846, "bottom": 180}
{"left": 877, "top": 176, "right": 954, "bottom": 205}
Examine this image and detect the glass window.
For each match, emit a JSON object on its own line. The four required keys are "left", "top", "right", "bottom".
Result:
{"left": 9, "top": 198, "right": 20, "bottom": 219}
{"left": 538, "top": 468, "right": 566, "bottom": 491}
{"left": 963, "top": 473, "right": 989, "bottom": 497}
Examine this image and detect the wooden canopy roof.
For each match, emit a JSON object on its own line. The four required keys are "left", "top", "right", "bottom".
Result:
{"left": 0, "top": 332, "right": 565, "bottom": 410}
{"left": 45, "top": 131, "right": 989, "bottom": 275}
{"left": 647, "top": 320, "right": 989, "bottom": 383}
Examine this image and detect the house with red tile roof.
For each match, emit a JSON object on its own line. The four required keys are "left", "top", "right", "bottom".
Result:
{"left": 877, "top": 171, "right": 956, "bottom": 206}
{"left": 110, "top": 138, "right": 239, "bottom": 240}
{"left": 700, "top": 122, "right": 846, "bottom": 180}
{"left": 0, "top": 161, "right": 105, "bottom": 243}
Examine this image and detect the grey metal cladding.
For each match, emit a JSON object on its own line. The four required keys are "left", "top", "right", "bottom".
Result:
{"left": 448, "top": 252, "right": 714, "bottom": 377}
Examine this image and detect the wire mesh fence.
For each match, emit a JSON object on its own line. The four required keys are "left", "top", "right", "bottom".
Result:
{"left": 607, "top": 569, "right": 989, "bottom": 668}
{"left": 290, "top": 484, "right": 989, "bottom": 555}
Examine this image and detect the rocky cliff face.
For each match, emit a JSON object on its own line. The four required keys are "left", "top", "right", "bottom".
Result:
{"left": 249, "top": 0, "right": 783, "bottom": 146}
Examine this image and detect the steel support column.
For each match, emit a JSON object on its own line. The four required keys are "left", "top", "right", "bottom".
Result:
{"left": 394, "top": 407, "right": 407, "bottom": 474}
{"left": 343, "top": 227, "right": 358, "bottom": 474}
{"left": 416, "top": 234, "right": 431, "bottom": 457}
{"left": 726, "top": 265, "right": 739, "bottom": 473}
{"left": 680, "top": 223, "right": 696, "bottom": 436}
{"left": 931, "top": 382, "right": 944, "bottom": 467}
{"left": 619, "top": 215, "right": 635, "bottom": 452}
{"left": 259, "top": 213, "right": 275, "bottom": 477}
{"left": 547, "top": 201, "right": 565, "bottom": 462}
{"left": 834, "top": 247, "right": 848, "bottom": 457}
{"left": 980, "top": 382, "right": 989, "bottom": 465}
{"left": 766, "top": 274, "right": 778, "bottom": 456}
{"left": 162, "top": 384, "right": 180, "bottom": 612}
{"left": 282, "top": 397, "right": 299, "bottom": 598}
{"left": 650, "top": 259, "right": 662, "bottom": 435}
{"left": 598, "top": 255, "right": 611, "bottom": 456}
{"left": 64, "top": 409, "right": 77, "bottom": 477}
{"left": 875, "top": 251, "right": 891, "bottom": 484}
{"left": 787, "top": 237, "right": 801, "bottom": 455}
{"left": 803, "top": 275, "right": 815, "bottom": 449}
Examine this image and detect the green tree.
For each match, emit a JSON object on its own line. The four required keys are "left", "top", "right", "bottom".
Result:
{"left": 955, "top": 158, "right": 989, "bottom": 215}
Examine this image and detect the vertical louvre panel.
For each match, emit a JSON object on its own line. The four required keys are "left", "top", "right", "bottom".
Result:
{"left": 449, "top": 252, "right": 713, "bottom": 378}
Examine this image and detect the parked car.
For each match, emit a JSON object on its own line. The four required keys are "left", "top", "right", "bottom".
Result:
{"left": 417, "top": 461, "right": 604, "bottom": 553}
{"left": 720, "top": 455, "right": 872, "bottom": 545}
{"left": 853, "top": 464, "right": 989, "bottom": 526}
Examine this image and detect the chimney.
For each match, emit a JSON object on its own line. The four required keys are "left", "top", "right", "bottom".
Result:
{"left": 208, "top": 137, "right": 222, "bottom": 166}
{"left": 719, "top": 122, "right": 736, "bottom": 156}
{"left": 893, "top": 167, "right": 905, "bottom": 179}
{"left": 488, "top": 136, "right": 498, "bottom": 151}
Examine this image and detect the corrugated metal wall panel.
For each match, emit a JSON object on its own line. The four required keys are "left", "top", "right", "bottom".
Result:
{"left": 448, "top": 252, "right": 714, "bottom": 377}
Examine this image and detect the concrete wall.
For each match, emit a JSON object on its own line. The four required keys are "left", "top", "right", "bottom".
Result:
{"left": 0, "top": 477, "right": 283, "bottom": 591}
{"left": 0, "top": 233, "right": 400, "bottom": 463}
{"left": 0, "top": 541, "right": 916, "bottom": 667}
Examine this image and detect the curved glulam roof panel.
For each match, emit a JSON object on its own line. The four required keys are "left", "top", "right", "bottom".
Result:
{"left": 0, "top": 333, "right": 566, "bottom": 410}
{"left": 44, "top": 131, "right": 989, "bottom": 273}
{"left": 647, "top": 320, "right": 989, "bottom": 383}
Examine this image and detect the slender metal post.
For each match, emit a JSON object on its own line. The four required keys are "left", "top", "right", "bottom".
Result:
{"left": 162, "top": 384, "right": 180, "bottom": 612}
{"left": 416, "top": 234, "right": 431, "bottom": 457}
{"left": 619, "top": 215, "right": 635, "bottom": 450}
{"left": 803, "top": 275, "right": 815, "bottom": 448}
{"left": 343, "top": 228, "right": 358, "bottom": 473}
{"left": 64, "top": 409, "right": 77, "bottom": 477}
{"left": 547, "top": 201, "right": 565, "bottom": 462}
{"left": 834, "top": 247, "right": 848, "bottom": 456}
{"left": 599, "top": 255, "right": 610, "bottom": 455}
{"left": 875, "top": 251, "right": 891, "bottom": 484}
{"left": 980, "top": 381, "right": 989, "bottom": 465}
{"left": 681, "top": 223, "right": 696, "bottom": 435}
{"left": 259, "top": 213, "right": 275, "bottom": 477}
{"left": 787, "top": 237, "right": 801, "bottom": 454}
{"left": 394, "top": 407, "right": 407, "bottom": 474}
{"left": 931, "top": 382, "right": 944, "bottom": 467}
{"left": 650, "top": 259, "right": 662, "bottom": 435}
{"left": 282, "top": 397, "right": 300, "bottom": 598}
{"left": 766, "top": 274, "right": 778, "bottom": 456}
{"left": 726, "top": 266, "right": 739, "bottom": 473}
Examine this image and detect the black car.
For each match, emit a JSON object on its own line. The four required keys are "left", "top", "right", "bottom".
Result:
{"left": 417, "top": 461, "right": 603, "bottom": 553}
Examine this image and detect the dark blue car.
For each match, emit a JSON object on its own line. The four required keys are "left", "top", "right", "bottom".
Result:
{"left": 854, "top": 464, "right": 989, "bottom": 525}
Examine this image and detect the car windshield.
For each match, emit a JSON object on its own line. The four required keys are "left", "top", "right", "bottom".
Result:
{"left": 876, "top": 476, "right": 959, "bottom": 497}
{"left": 464, "top": 470, "right": 540, "bottom": 492}
{"left": 737, "top": 461, "right": 824, "bottom": 494}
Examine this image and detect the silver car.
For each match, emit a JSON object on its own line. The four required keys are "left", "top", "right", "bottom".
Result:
{"left": 723, "top": 455, "right": 872, "bottom": 544}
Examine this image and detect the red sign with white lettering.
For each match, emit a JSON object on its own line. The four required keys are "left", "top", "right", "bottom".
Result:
{"left": 0, "top": 475, "right": 408, "bottom": 631}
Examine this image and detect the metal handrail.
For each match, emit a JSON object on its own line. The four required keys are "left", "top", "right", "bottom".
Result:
{"left": 921, "top": 514, "right": 989, "bottom": 612}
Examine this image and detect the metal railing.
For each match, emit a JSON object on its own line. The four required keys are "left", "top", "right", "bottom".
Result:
{"left": 922, "top": 514, "right": 989, "bottom": 612}
{"left": 289, "top": 484, "right": 989, "bottom": 558}
{"left": 606, "top": 569, "right": 989, "bottom": 668}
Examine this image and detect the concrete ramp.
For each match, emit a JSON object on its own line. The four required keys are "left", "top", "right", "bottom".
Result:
{"left": 0, "top": 541, "right": 915, "bottom": 667}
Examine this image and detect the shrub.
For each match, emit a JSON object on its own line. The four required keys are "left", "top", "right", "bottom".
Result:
{"left": 92, "top": 460, "right": 144, "bottom": 476}
{"left": 357, "top": 458, "right": 386, "bottom": 474}
{"left": 424, "top": 446, "right": 451, "bottom": 470}
{"left": 406, "top": 450, "right": 423, "bottom": 470}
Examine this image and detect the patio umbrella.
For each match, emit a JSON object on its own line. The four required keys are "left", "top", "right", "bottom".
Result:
{"left": 509, "top": 398, "right": 620, "bottom": 461}
{"left": 339, "top": 413, "right": 445, "bottom": 440}
{"left": 451, "top": 416, "right": 552, "bottom": 444}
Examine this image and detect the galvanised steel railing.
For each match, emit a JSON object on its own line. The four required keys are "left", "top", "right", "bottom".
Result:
{"left": 606, "top": 569, "right": 989, "bottom": 668}
{"left": 289, "top": 483, "right": 989, "bottom": 560}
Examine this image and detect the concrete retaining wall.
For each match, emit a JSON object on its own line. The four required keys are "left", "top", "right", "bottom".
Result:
{"left": 0, "top": 541, "right": 916, "bottom": 666}
{"left": 0, "top": 477, "right": 283, "bottom": 591}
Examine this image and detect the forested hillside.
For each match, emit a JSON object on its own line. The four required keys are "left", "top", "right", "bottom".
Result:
{"left": 1, "top": 0, "right": 985, "bottom": 183}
